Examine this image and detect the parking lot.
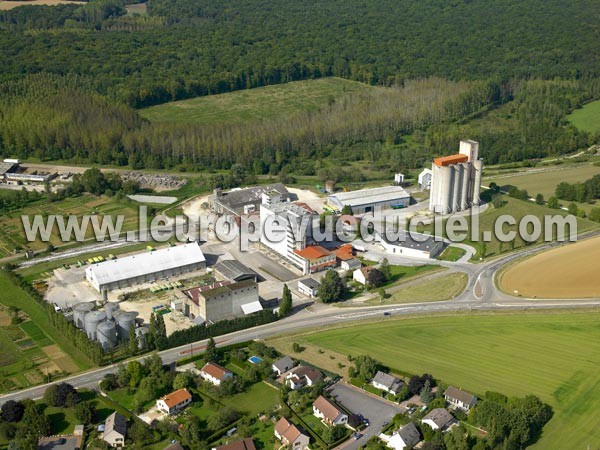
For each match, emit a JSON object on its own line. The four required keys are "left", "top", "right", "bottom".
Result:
{"left": 327, "top": 382, "right": 403, "bottom": 450}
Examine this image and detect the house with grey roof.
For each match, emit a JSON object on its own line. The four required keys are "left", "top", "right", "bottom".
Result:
{"left": 384, "top": 422, "right": 421, "bottom": 450}
{"left": 444, "top": 386, "right": 477, "bottom": 412}
{"left": 272, "top": 356, "right": 295, "bottom": 375}
{"left": 298, "top": 278, "right": 320, "bottom": 298}
{"left": 103, "top": 412, "right": 127, "bottom": 448}
{"left": 372, "top": 371, "right": 405, "bottom": 395}
{"left": 421, "top": 408, "right": 455, "bottom": 431}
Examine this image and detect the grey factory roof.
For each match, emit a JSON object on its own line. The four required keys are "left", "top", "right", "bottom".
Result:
{"left": 298, "top": 278, "right": 320, "bottom": 289}
{"left": 214, "top": 183, "right": 288, "bottom": 209}
{"left": 86, "top": 244, "right": 205, "bottom": 286}
{"left": 378, "top": 230, "right": 442, "bottom": 252}
{"left": 328, "top": 185, "right": 410, "bottom": 208}
{"left": 0, "top": 161, "right": 15, "bottom": 175}
{"left": 213, "top": 259, "right": 259, "bottom": 282}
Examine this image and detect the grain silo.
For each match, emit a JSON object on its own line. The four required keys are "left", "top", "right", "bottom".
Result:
{"left": 72, "top": 302, "right": 95, "bottom": 329}
{"left": 84, "top": 310, "right": 107, "bottom": 340}
{"left": 104, "top": 302, "right": 120, "bottom": 321}
{"left": 116, "top": 311, "right": 138, "bottom": 340}
{"left": 96, "top": 320, "right": 117, "bottom": 351}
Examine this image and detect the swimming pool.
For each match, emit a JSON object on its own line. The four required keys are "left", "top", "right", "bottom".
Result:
{"left": 248, "top": 355, "right": 263, "bottom": 364}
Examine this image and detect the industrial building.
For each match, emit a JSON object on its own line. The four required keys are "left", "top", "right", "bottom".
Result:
{"left": 429, "top": 140, "right": 483, "bottom": 214}
{"left": 327, "top": 185, "right": 411, "bottom": 214}
{"left": 182, "top": 279, "right": 261, "bottom": 323}
{"left": 259, "top": 194, "right": 317, "bottom": 271}
{"left": 209, "top": 183, "right": 289, "bottom": 215}
{"left": 213, "top": 259, "right": 260, "bottom": 282}
{"left": 418, "top": 168, "right": 433, "bottom": 190}
{"left": 293, "top": 245, "right": 337, "bottom": 274}
{"left": 377, "top": 230, "right": 445, "bottom": 259}
{"left": 85, "top": 244, "right": 206, "bottom": 292}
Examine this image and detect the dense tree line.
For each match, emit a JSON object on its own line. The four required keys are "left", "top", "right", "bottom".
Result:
{"left": 1, "top": 0, "right": 599, "bottom": 108}
{"left": 555, "top": 174, "right": 600, "bottom": 204}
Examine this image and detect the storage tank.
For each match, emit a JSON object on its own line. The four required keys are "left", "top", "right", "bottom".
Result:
{"left": 84, "top": 310, "right": 106, "bottom": 340}
{"left": 104, "top": 302, "right": 120, "bottom": 321}
{"left": 472, "top": 159, "right": 483, "bottom": 206}
{"left": 116, "top": 311, "right": 138, "bottom": 340}
{"left": 72, "top": 302, "right": 94, "bottom": 329}
{"left": 96, "top": 320, "right": 117, "bottom": 351}
{"left": 134, "top": 326, "right": 150, "bottom": 350}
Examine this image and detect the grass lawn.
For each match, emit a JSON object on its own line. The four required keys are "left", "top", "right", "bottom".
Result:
{"left": 362, "top": 272, "right": 468, "bottom": 306}
{"left": 437, "top": 246, "right": 467, "bottom": 262}
{"left": 274, "top": 312, "right": 600, "bottom": 450}
{"left": 219, "top": 381, "right": 280, "bottom": 416}
{"left": 567, "top": 99, "right": 600, "bottom": 133}
{"left": 374, "top": 264, "right": 442, "bottom": 290}
{"left": 485, "top": 164, "right": 600, "bottom": 213}
{"left": 139, "top": 77, "right": 373, "bottom": 125}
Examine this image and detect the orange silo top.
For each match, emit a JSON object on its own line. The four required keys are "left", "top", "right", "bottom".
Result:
{"left": 433, "top": 154, "right": 468, "bottom": 166}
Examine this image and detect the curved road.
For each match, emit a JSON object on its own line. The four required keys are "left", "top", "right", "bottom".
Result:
{"left": 2, "top": 231, "right": 600, "bottom": 406}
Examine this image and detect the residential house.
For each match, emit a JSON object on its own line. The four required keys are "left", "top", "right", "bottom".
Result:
{"left": 372, "top": 371, "right": 405, "bottom": 395}
{"left": 333, "top": 245, "right": 361, "bottom": 271}
{"left": 353, "top": 266, "right": 375, "bottom": 285}
{"left": 103, "top": 412, "right": 126, "bottom": 448}
{"left": 384, "top": 422, "right": 420, "bottom": 450}
{"left": 200, "top": 362, "right": 234, "bottom": 386}
{"left": 312, "top": 395, "right": 348, "bottom": 427}
{"left": 286, "top": 366, "right": 323, "bottom": 390}
{"left": 421, "top": 408, "right": 455, "bottom": 431}
{"left": 156, "top": 388, "right": 192, "bottom": 415}
{"left": 444, "top": 386, "right": 477, "bottom": 412}
{"left": 274, "top": 418, "right": 310, "bottom": 450}
{"left": 213, "top": 438, "right": 257, "bottom": 450}
{"left": 297, "top": 278, "right": 320, "bottom": 298}
{"left": 272, "top": 356, "right": 295, "bottom": 376}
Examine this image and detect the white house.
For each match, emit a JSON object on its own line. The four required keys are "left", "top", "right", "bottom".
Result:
{"left": 200, "top": 362, "right": 233, "bottom": 386}
{"left": 313, "top": 395, "right": 348, "bottom": 427}
{"left": 286, "top": 366, "right": 323, "bottom": 390}
{"left": 156, "top": 388, "right": 192, "bottom": 415}
{"left": 353, "top": 266, "right": 375, "bottom": 285}
{"left": 444, "top": 386, "right": 477, "bottom": 412}
{"left": 274, "top": 418, "right": 310, "bottom": 450}
{"left": 418, "top": 168, "right": 433, "bottom": 190}
{"left": 102, "top": 411, "right": 126, "bottom": 448}
{"left": 372, "top": 371, "right": 404, "bottom": 395}
{"left": 272, "top": 356, "right": 294, "bottom": 376}
{"left": 421, "top": 408, "right": 455, "bottom": 431}
{"left": 383, "top": 423, "right": 420, "bottom": 450}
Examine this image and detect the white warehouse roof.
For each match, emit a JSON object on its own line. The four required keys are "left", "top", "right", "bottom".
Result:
{"left": 86, "top": 243, "right": 205, "bottom": 286}
{"left": 328, "top": 185, "right": 410, "bottom": 208}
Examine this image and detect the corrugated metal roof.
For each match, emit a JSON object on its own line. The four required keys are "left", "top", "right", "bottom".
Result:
{"left": 328, "top": 185, "right": 410, "bottom": 208}
{"left": 86, "top": 244, "right": 205, "bottom": 286}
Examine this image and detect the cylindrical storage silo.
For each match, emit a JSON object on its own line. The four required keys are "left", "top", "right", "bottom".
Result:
{"left": 116, "top": 311, "right": 138, "bottom": 340}
{"left": 84, "top": 310, "right": 106, "bottom": 340}
{"left": 472, "top": 159, "right": 483, "bottom": 205}
{"left": 134, "top": 326, "right": 150, "bottom": 350}
{"left": 96, "top": 320, "right": 117, "bottom": 351}
{"left": 73, "top": 302, "right": 94, "bottom": 329}
{"left": 104, "top": 302, "right": 120, "bottom": 321}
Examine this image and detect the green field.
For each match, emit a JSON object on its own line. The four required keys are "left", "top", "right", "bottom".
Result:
{"left": 486, "top": 164, "right": 600, "bottom": 213}
{"left": 437, "top": 246, "right": 467, "bottom": 262}
{"left": 139, "top": 77, "right": 373, "bottom": 124}
{"left": 567, "top": 99, "right": 600, "bottom": 133}
{"left": 363, "top": 272, "right": 468, "bottom": 306}
{"left": 281, "top": 312, "right": 600, "bottom": 449}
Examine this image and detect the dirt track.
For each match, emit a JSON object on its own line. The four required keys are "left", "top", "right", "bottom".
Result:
{"left": 500, "top": 236, "right": 600, "bottom": 298}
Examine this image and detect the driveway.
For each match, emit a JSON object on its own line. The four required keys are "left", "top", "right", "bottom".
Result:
{"left": 327, "top": 382, "right": 403, "bottom": 450}
{"left": 138, "top": 405, "right": 168, "bottom": 425}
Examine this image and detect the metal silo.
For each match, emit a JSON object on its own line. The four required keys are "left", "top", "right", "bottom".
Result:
{"left": 116, "top": 311, "right": 138, "bottom": 340}
{"left": 84, "top": 310, "right": 107, "bottom": 340}
{"left": 72, "top": 302, "right": 94, "bottom": 329}
{"left": 134, "top": 326, "right": 150, "bottom": 350}
{"left": 96, "top": 320, "right": 117, "bottom": 351}
{"left": 104, "top": 302, "right": 120, "bottom": 321}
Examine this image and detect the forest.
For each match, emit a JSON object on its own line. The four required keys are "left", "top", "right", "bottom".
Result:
{"left": 0, "top": 0, "right": 600, "bottom": 174}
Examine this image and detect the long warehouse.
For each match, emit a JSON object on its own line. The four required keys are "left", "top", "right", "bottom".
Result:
{"left": 327, "top": 185, "right": 411, "bottom": 214}
{"left": 85, "top": 243, "right": 206, "bottom": 292}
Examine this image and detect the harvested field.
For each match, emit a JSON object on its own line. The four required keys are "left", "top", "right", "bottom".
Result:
{"left": 499, "top": 236, "right": 600, "bottom": 298}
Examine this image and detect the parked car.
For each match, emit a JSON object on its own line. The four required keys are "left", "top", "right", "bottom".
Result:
{"left": 383, "top": 311, "right": 391, "bottom": 316}
{"left": 353, "top": 433, "right": 363, "bottom": 440}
